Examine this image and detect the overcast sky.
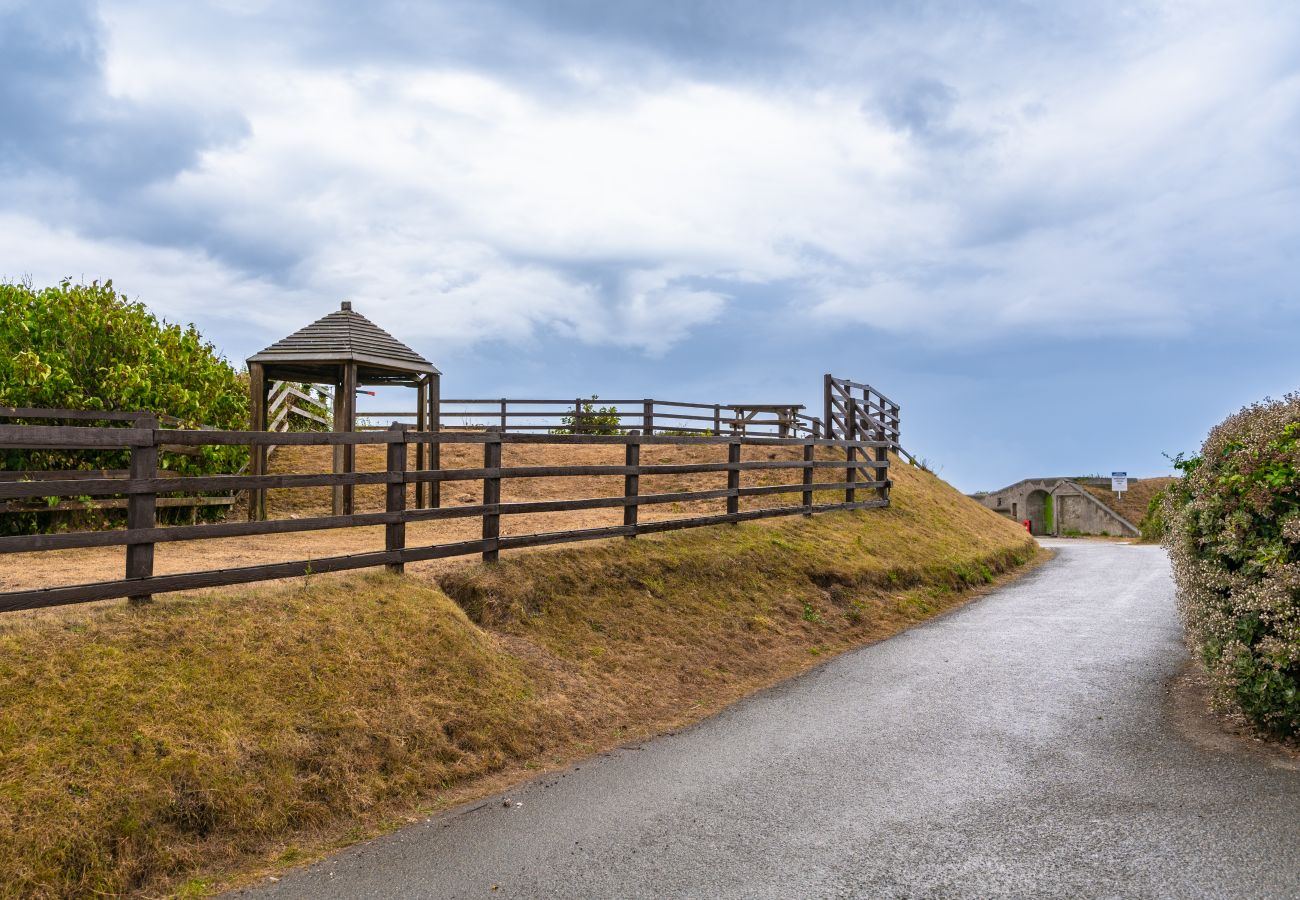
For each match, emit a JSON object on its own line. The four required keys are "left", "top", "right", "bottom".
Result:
{"left": 3, "top": 0, "right": 1298, "bottom": 490}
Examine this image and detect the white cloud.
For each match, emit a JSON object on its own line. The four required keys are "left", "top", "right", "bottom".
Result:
{"left": 806, "top": 2, "right": 1300, "bottom": 339}
{"left": 0, "top": 212, "right": 302, "bottom": 351}
{"left": 3, "top": 0, "right": 1297, "bottom": 356}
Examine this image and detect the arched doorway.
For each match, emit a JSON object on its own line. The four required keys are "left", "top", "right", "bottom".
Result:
{"left": 1026, "top": 489, "right": 1051, "bottom": 535}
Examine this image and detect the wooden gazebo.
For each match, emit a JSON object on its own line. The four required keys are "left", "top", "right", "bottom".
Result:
{"left": 246, "top": 301, "right": 440, "bottom": 519}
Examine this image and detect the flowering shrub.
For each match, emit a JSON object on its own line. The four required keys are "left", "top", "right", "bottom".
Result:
{"left": 1164, "top": 393, "right": 1300, "bottom": 736}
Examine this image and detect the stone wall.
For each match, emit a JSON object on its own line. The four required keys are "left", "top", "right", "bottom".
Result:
{"left": 974, "top": 477, "right": 1138, "bottom": 537}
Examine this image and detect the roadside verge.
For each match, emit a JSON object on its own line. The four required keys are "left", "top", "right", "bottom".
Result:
{"left": 0, "top": 460, "right": 1041, "bottom": 897}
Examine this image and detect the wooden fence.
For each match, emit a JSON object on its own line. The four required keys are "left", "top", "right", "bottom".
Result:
{"left": 0, "top": 408, "right": 235, "bottom": 518}
{"left": 219, "top": 376, "right": 909, "bottom": 451}
{"left": 823, "top": 375, "right": 914, "bottom": 464}
{"left": 0, "top": 424, "right": 890, "bottom": 614}
{"left": 357, "top": 398, "right": 822, "bottom": 437}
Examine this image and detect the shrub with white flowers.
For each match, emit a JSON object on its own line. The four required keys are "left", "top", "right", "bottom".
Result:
{"left": 1164, "top": 392, "right": 1300, "bottom": 737}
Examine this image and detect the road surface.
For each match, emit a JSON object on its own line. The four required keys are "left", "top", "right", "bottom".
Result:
{"left": 242, "top": 541, "right": 1300, "bottom": 899}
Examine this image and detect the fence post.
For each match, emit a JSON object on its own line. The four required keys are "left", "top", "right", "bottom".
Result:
{"left": 624, "top": 430, "right": 640, "bottom": 538}
{"left": 248, "top": 363, "right": 268, "bottom": 521}
{"left": 876, "top": 420, "right": 890, "bottom": 506}
{"left": 482, "top": 427, "right": 501, "bottom": 562}
{"left": 823, "top": 373, "right": 834, "bottom": 439}
{"left": 802, "top": 438, "right": 814, "bottom": 515}
{"left": 428, "top": 372, "right": 441, "bottom": 509}
{"left": 845, "top": 399, "right": 857, "bottom": 505}
{"left": 642, "top": 399, "right": 653, "bottom": 436}
{"left": 126, "top": 418, "right": 159, "bottom": 604}
{"left": 500, "top": 398, "right": 507, "bottom": 431}
{"left": 727, "top": 440, "right": 740, "bottom": 521}
{"left": 714, "top": 404, "right": 722, "bottom": 436}
{"left": 385, "top": 423, "right": 407, "bottom": 574}
{"left": 846, "top": 442, "right": 858, "bottom": 505}
{"left": 415, "top": 377, "right": 428, "bottom": 509}
{"left": 335, "top": 362, "right": 358, "bottom": 516}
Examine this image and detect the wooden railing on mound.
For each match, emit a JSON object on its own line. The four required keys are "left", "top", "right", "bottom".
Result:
{"left": 823, "top": 375, "right": 914, "bottom": 464}
{"left": 357, "top": 398, "right": 823, "bottom": 437}
{"left": 0, "top": 425, "right": 890, "bottom": 613}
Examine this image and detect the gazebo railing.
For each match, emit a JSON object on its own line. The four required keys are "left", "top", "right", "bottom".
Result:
{"left": 267, "top": 382, "right": 333, "bottom": 432}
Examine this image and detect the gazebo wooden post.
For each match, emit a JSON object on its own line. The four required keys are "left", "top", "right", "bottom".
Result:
{"left": 331, "top": 367, "right": 345, "bottom": 516}
{"left": 428, "top": 372, "right": 441, "bottom": 508}
{"left": 248, "top": 362, "right": 269, "bottom": 522}
{"left": 332, "top": 363, "right": 358, "bottom": 516}
{"left": 344, "top": 362, "right": 358, "bottom": 515}
{"left": 415, "top": 376, "right": 428, "bottom": 509}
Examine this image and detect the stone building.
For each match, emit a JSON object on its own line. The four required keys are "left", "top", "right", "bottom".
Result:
{"left": 973, "top": 477, "right": 1139, "bottom": 537}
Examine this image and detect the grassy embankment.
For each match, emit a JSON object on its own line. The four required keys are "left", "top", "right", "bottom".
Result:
{"left": 0, "top": 459, "right": 1040, "bottom": 897}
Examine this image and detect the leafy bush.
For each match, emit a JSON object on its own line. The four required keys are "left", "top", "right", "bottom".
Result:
{"left": 0, "top": 280, "right": 249, "bottom": 533}
{"left": 1163, "top": 393, "right": 1300, "bottom": 737}
{"left": 1138, "top": 488, "right": 1168, "bottom": 543}
{"left": 551, "top": 395, "right": 623, "bottom": 435}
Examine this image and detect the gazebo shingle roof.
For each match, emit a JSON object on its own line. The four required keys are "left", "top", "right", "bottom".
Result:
{"left": 248, "top": 302, "right": 438, "bottom": 375}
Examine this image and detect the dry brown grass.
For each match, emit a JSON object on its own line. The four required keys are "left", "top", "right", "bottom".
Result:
{"left": 0, "top": 458, "right": 1040, "bottom": 897}
{"left": 1081, "top": 476, "right": 1175, "bottom": 527}
{"left": 261, "top": 440, "right": 823, "bottom": 519}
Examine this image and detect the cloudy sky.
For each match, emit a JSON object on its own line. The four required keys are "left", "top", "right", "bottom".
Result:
{"left": 3, "top": 0, "right": 1298, "bottom": 490}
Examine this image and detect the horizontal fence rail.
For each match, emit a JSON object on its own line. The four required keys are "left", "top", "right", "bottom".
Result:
{"left": 0, "top": 424, "right": 891, "bottom": 613}
{"left": 356, "top": 398, "right": 822, "bottom": 438}
{"left": 0, "top": 408, "right": 233, "bottom": 519}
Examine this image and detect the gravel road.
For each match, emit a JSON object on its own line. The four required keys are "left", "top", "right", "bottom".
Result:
{"left": 241, "top": 541, "right": 1300, "bottom": 899}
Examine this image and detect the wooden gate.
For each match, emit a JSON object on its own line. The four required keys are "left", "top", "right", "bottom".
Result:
{"left": 822, "top": 374, "right": 912, "bottom": 464}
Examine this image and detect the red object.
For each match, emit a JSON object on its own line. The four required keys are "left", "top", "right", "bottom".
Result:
{"left": 1022, "top": 519, "right": 1032, "bottom": 533}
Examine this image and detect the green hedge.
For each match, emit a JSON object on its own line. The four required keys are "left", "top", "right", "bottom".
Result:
{"left": 0, "top": 280, "right": 249, "bottom": 533}
{"left": 1139, "top": 489, "right": 1168, "bottom": 543}
{"left": 1164, "top": 393, "right": 1300, "bottom": 736}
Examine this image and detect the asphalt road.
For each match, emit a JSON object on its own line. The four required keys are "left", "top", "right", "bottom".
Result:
{"left": 243, "top": 542, "right": 1300, "bottom": 899}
